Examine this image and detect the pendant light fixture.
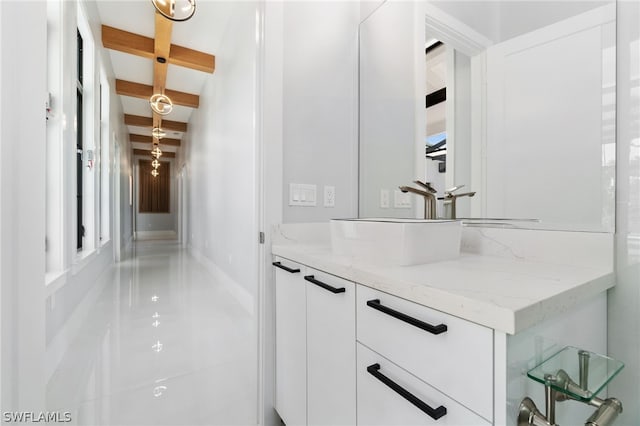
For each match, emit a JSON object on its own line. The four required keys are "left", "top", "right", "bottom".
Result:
{"left": 151, "top": 145, "right": 163, "bottom": 158}
{"left": 150, "top": 93, "right": 173, "bottom": 115}
{"left": 151, "top": 169, "right": 159, "bottom": 177}
{"left": 151, "top": 0, "right": 196, "bottom": 22}
{"left": 152, "top": 127, "right": 166, "bottom": 139}
{"left": 152, "top": 159, "right": 161, "bottom": 169}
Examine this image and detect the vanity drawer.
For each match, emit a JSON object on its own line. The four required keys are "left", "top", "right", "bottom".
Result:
{"left": 356, "top": 285, "right": 493, "bottom": 421}
{"left": 357, "top": 343, "right": 491, "bottom": 426}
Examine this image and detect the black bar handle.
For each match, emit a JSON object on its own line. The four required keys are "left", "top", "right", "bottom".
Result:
{"left": 366, "top": 299, "right": 447, "bottom": 335}
{"left": 272, "top": 261, "right": 300, "bottom": 274}
{"left": 367, "top": 363, "right": 447, "bottom": 420}
{"left": 304, "top": 275, "right": 346, "bottom": 294}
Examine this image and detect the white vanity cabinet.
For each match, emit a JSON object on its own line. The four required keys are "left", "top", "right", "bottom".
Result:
{"left": 273, "top": 253, "right": 608, "bottom": 426}
{"left": 273, "top": 257, "right": 356, "bottom": 426}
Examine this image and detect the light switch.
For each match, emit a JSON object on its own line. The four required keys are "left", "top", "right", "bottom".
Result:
{"left": 289, "top": 183, "right": 317, "bottom": 206}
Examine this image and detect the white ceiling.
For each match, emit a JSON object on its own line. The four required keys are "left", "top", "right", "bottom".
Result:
{"left": 95, "top": 0, "right": 235, "bottom": 150}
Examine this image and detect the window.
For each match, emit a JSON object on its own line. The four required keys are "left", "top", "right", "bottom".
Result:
{"left": 76, "top": 4, "right": 98, "bottom": 254}
{"left": 138, "top": 160, "right": 170, "bottom": 213}
{"left": 76, "top": 29, "right": 84, "bottom": 250}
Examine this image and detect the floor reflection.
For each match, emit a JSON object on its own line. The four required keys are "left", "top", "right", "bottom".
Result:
{"left": 47, "top": 240, "right": 257, "bottom": 425}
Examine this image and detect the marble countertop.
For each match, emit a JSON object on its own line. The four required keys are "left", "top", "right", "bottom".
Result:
{"left": 271, "top": 224, "right": 615, "bottom": 335}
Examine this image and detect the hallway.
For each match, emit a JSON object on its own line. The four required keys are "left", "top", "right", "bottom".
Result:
{"left": 46, "top": 240, "right": 257, "bottom": 425}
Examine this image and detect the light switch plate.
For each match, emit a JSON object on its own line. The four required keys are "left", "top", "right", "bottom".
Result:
{"left": 289, "top": 183, "right": 317, "bottom": 206}
{"left": 380, "top": 189, "right": 390, "bottom": 208}
{"left": 324, "top": 185, "right": 335, "bottom": 207}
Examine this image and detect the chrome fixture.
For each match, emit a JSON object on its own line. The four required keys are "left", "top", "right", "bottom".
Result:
{"left": 441, "top": 185, "right": 475, "bottom": 219}
{"left": 413, "top": 180, "right": 438, "bottom": 194}
{"left": 519, "top": 347, "right": 624, "bottom": 426}
{"left": 150, "top": 93, "right": 173, "bottom": 115}
{"left": 399, "top": 180, "right": 437, "bottom": 219}
{"left": 151, "top": 0, "right": 196, "bottom": 22}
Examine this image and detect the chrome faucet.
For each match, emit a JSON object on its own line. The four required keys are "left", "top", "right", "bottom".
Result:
{"left": 442, "top": 185, "right": 475, "bottom": 219}
{"left": 398, "top": 180, "right": 437, "bottom": 219}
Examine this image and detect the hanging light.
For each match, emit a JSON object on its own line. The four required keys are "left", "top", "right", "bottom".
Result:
{"left": 152, "top": 159, "right": 161, "bottom": 169}
{"left": 151, "top": 0, "right": 196, "bottom": 22}
{"left": 151, "top": 145, "right": 163, "bottom": 158}
{"left": 150, "top": 93, "right": 173, "bottom": 116}
{"left": 152, "top": 127, "right": 166, "bottom": 139}
{"left": 151, "top": 169, "right": 159, "bottom": 177}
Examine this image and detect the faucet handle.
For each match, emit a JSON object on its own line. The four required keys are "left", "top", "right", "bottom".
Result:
{"left": 445, "top": 184, "right": 465, "bottom": 195}
{"left": 414, "top": 180, "right": 437, "bottom": 193}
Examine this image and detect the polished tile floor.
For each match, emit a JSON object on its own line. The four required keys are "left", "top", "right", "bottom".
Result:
{"left": 47, "top": 240, "right": 258, "bottom": 425}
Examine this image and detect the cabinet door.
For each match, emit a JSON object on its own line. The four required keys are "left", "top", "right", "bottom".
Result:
{"left": 357, "top": 344, "right": 491, "bottom": 426}
{"left": 274, "top": 258, "right": 306, "bottom": 425}
{"left": 306, "top": 270, "right": 356, "bottom": 425}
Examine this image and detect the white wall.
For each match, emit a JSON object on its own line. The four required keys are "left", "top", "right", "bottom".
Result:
{"left": 0, "top": 1, "right": 47, "bottom": 413}
{"left": 608, "top": 1, "right": 640, "bottom": 424}
{"left": 183, "top": 1, "right": 260, "bottom": 313}
{"left": 281, "top": 1, "right": 359, "bottom": 223}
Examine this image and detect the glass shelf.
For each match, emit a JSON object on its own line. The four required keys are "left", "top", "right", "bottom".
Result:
{"left": 527, "top": 346, "right": 624, "bottom": 402}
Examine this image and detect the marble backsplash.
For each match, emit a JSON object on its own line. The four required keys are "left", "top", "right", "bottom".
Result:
{"left": 273, "top": 221, "right": 613, "bottom": 273}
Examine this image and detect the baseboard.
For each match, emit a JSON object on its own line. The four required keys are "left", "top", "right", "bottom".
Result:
{"left": 188, "top": 245, "right": 254, "bottom": 315}
{"left": 136, "top": 230, "right": 178, "bottom": 240}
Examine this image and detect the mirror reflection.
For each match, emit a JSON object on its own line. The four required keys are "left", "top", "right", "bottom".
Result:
{"left": 359, "top": 1, "right": 616, "bottom": 232}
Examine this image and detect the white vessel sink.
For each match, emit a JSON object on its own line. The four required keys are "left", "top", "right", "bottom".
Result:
{"left": 330, "top": 218, "right": 462, "bottom": 266}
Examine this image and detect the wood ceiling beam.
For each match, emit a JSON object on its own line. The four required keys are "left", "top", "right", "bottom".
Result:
{"left": 101, "top": 25, "right": 215, "bottom": 73}
{"left": 169, "top": 45, "right": 215, "bottom": 73}
{"left": 124, "top": 114, "right": 187, "bottom": 133}
{"left": 101, "top": 25, "right": 155, "bottom": 60}
{"left": 133, "top": 149, "right": 176, "bottom": 158}
{"left": 153, "top": 12, "right": 173, "bottom": 94}
{"left": 130, "top": 134, "right": 181, "bottom": 147}
{"left": 116, "top": 80, "right": 200, "bottom": 108}
{"left": 153, "top": 12, "right": 173, "bottom": 133}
